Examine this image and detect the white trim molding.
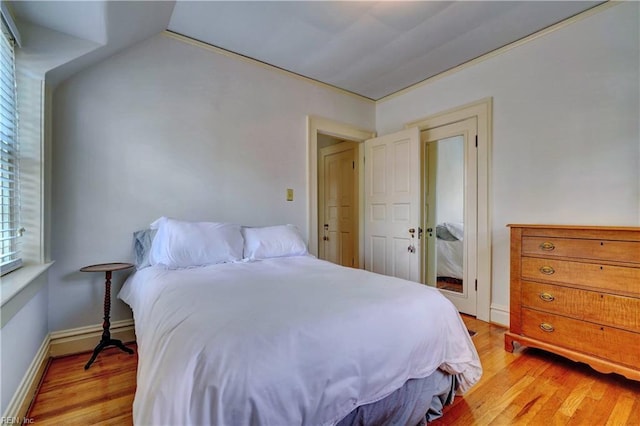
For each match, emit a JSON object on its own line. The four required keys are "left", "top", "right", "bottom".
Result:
{"left": 377, "top": 2, "right": 618, "bottom": 103}
{"left": 164, "top": 31, "right": 375, "bottom": 104}
{"left": 490, "top": 303, "right": 510, "bottom": 327}
{"left": 165, "top": 3, "right": 618, "bottom": 104}
{"left": 405, "top": 98, "right": 493, "bottom": 323}
{"left": 49, "top": 318, "right": 136, "bottom": 357}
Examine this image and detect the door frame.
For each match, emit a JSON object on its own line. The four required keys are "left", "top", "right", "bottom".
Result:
{"left": 421, "top": 118, "right": 478, "bottom": 315}
{"left": 307, "top": 116, "right": 376, "bottom": 266}
{"left": 405, "top": 98, "right": 492, "bottom": 322}
{"left": 423, "top": 138, "right": 438, "bottom": 287}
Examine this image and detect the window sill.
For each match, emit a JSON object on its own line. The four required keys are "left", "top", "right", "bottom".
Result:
{"left": 1, "top": 262, "right": 54, "bottom": 327}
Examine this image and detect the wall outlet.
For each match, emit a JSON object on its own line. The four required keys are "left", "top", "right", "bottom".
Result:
{"left": 286, "top": 188, "right": 294, "bottom": 201}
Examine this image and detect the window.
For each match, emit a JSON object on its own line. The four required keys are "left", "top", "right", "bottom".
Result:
{"left": 1, "top": 16, "right": 21, "bottom": 276}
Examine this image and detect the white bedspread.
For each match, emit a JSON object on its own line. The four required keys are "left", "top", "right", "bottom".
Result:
{"left": 119, "top": 255, "right": 481, "bottom": 426}
{"left": 437, "top": 239, "right": 464, "bottom": 280}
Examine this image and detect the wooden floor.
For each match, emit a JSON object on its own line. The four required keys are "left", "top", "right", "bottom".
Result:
{"left": 436, "top": 277, "right": 463, "bottom": 293}
{"left": 28, "top": 344, "right": 138, "bottom": 425}
{"left": 433, "top": 317, "right": 640, "bottom": 425}
{"left": 27, "top": 316, "right": 640, "bottom": 425}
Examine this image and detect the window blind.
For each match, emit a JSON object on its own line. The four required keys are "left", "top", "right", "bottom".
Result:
{"left": 0, "top": 17, "right": 21, "bottom": 276}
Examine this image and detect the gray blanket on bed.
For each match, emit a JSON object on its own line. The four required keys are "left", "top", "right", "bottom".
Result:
{"left": 337, "top": 370, "right": 456, "bottom": 426}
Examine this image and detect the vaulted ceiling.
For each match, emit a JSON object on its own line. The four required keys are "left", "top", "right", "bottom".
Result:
{"left": 10, "top": 0, "right": 603, "bottom": 99}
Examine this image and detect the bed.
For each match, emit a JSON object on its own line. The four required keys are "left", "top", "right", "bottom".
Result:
{"left": 436, "top": 222, "right": 464, "bottom": 281}
{"left": 120, "top": 218, "right": 482, "bottom": 425}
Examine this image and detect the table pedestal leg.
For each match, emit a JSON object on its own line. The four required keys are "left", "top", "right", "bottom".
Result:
{"left": 85, "top": 270, "right": 134, "bottom": 370}
{"left": 84, "top": 337, "right": 134, "bottom": 370}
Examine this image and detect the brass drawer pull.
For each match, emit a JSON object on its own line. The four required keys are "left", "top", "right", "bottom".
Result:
{"left": 539, "top": 265, "right": 555, "bottom": 275}
{"left": 539, "top": 292, "right": 555, "bottom": 302}
{"left": 539, "top": 241, "right": 555, "bottom": 251}
{"left": 539, "top": 323, "right": 555, "bottom": 332}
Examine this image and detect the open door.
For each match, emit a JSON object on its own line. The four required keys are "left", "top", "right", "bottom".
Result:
{"left": 421, "top": 118, "right": 478, "bottom": 315}
{"left": 364, "top": 127, "right": 421, "bottom": 282}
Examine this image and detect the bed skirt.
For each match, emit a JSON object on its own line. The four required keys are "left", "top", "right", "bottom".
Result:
{"left": 337, "top": 370, "right": 456, "bottom": 425}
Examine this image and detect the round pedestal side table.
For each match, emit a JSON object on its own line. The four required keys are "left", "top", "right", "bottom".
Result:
{"left": 80, "top": 262, "right": 135, "bottom": 370}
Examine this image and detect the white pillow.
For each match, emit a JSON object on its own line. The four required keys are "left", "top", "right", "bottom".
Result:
{"left": 242, "top": 225, "right": 307, "bottom": 260}
{"left": 445, "top": 222, "right": 464, "bottom": 241}
{"left": 149, "top": 217, "right": 243, "bottom": 268}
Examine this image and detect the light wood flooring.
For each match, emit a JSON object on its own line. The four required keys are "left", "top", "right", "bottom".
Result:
{"left": 27, "top": 316, "right": 640, "bottom": 425}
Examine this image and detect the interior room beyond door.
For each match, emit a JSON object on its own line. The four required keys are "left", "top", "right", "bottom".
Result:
{"left": 319, "top": 141, "right": 359, "bottom": 267}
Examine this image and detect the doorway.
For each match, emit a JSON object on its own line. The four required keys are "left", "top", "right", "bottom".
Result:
{"left": 318, "top": 139, "right": 359, "bottom": 267}
{"left": 307, "top": 99, "right": 492, "bottom": 322}
{"left": 307, "top": 116, "right": 376, "bottom": 265}
{"left": 421, "top": 118, "right": 478, "bottom": 315}
{"left": 406, "top": 98, "right": 492, "bottom": 322}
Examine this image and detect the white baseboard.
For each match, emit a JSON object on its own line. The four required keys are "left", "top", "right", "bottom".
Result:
{"left": 49, "top": 319, "right": 136, "bottom": 357}
{"left": 490, "top": 304, "right": 510, "bottom": 327}
{"left": 2, "top": 334, "right": 50, "bottom": 422}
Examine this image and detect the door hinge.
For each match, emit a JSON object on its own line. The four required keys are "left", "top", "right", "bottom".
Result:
{"left": 352, "top": 161, "right": 355, "bottom": 169}
{"left": 475, "top": 279, "right": 478, "bottom": 291}
{"left": 352, "top": 258, "right": 355, "bottom": 266}
{"left": 475, "top": 135, "right": 478, "bottom": 147}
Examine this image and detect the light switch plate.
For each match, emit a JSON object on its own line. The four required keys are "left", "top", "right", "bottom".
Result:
{"left": 286, "top": 188, "right": 294, "bottom": 201}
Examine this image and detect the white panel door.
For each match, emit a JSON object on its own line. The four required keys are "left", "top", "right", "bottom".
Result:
{"left": 364, "top": 127, "right": 421, "bottom": 282}
{"left": 421, "top": 118, "right": 478, "bottom": 315}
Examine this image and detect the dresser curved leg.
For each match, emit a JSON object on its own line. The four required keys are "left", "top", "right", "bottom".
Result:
{"left": 504, "top": 334, "right": 516, "bottom": 353}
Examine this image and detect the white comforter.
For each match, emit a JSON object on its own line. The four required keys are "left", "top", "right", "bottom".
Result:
{"left": 437, "top": 239, "right": 464, "bottom": 280}
{"left": 119, "top": 255, "right": 481, "bottom": 426}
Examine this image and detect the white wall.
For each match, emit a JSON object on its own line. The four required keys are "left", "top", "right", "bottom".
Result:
{"left": 50, "top": 34, "right": 375, "bottom": 331}
{"left": 376, "top": 3, "right": 640, "bottom": 321}
{"left": 0, "top": 280, "right": 48, "bottom": 412}
{"left": 0, "top": 20, "right": 75, "bottom": 415}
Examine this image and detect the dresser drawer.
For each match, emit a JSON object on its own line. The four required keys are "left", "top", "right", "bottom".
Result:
{"left": 521, "top": 309, "right": 640, "bottom": 369}
{"left": 521, "top": 281, "right": 640, "bottom": 332}
{"left": 521, "top": 257, "right": 640, "bottom": 297}
{"left": 522, "top": 236, "right": 640, "bottom": 264}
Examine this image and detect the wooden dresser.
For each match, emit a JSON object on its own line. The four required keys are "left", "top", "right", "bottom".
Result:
{"left": 505, "top": 225, "right": 640, "bottom": 381}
